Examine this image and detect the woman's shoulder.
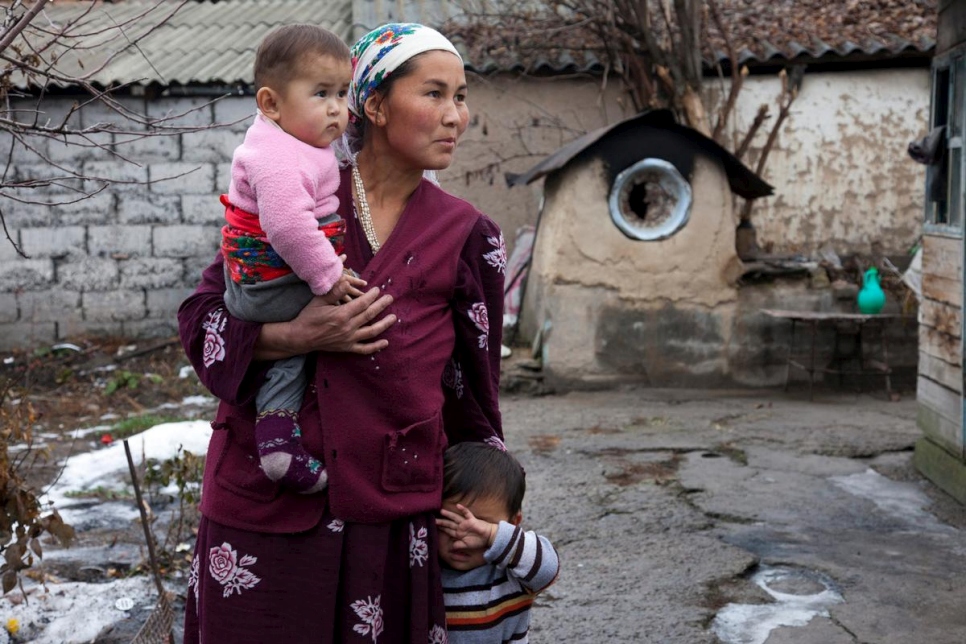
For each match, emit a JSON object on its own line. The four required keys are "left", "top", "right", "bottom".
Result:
{"left": 420, "top": 180, "right": 497, "bottom": 231}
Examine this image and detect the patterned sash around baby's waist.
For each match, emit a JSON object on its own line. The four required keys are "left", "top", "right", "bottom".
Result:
{"left": 219, "top": 195, "right": 346, "bottom": 285}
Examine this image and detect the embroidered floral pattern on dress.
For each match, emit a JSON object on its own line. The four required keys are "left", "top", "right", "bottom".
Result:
{"left": 328, "top": 518, "right": 345, "bottom": 533}
{"left": 201, "top": 308, "right": 227, "bottom": 368}
{"left": 468, "top": 302, "right": 489, "bottom": 350}
{"left": 187, "top": 554, "right": 200, "bottom": 608}
{"left": 443, "top": 359, "right": 464, "bottom": 399}
{"left": 483, "top": 233, "right": 507, "bottom": 274}
{"left": 207, "top": 542, "right": 261, "bottom": 598}
{"left": 351, "top": 594, "right": 384, "bottom": 643}
{"left": 428, "top": 624, "right": 448, "bottom": 644}
{"left": 409, "top": 523, "right": 428, "bottom": 568}
{"left": 484, "top": 436, "right": 507, "bottom": 452}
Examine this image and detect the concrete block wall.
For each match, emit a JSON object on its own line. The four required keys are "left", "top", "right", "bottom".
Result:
{"left": 0, "top": 95, "right": 253, "bottom": 350}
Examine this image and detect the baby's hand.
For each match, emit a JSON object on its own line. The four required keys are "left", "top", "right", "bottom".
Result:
{"left": 436, "top": 504, "right": 498, "bottom": 549}
{"left": 320, "top": 272, "right": 366, "bottom": 305}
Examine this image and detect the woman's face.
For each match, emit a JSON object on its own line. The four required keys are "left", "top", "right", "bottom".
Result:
{"left": 373, "top": 50, "right": 469, "bottom": 171}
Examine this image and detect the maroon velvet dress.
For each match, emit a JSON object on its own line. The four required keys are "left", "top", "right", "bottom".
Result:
{"left": 178, "top": 169, "right": 505, "bottom": 643}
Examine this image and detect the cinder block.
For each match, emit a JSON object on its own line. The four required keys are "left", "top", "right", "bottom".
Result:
{"left": 146, "top": 286, "right": 194, "bottom": 318}
{"left": 0, "top": 292, "right": 18, "bottom": 322}
{"left": 0, "top": 258, "right": 54, "bottom": 291}
{"left": 0, "top": 234, "right": 22, "bottom": 262}
{"left": 0, "top": 131, "right": 49, "bottom": 164}
{"left": 114, "top": 133, "right": 180, "bottom": 162}
{"left": 118, "top": 194, "right": 181, "bottom": 225}
{"left": 83, "top": 160, "right": 149, "bottom": 193}
{"left": 51, "top": 193, "right": 116, "bottom": 226}
{"left": 3, "top": 197, "right": 53, "bottom": 228}
{"left": 154, "top": 224, "right": 219, "bottom": 258}
{"left": 15, "top": 164, "right": 84, "bottom": 195}
{"left": 213, "top": 97, "right": 255, "bottom": 132}
{"left": 58, "top": 318, "right": 123, "bottom": 340}
{"left": 149, "top": 163, "right": 215, "bottom": 195}
{"left": 120, "top": 258, "right": 184, "bottom": 289}
{"left": 146, "top": 97, "right": 214, "bottom": 129}
{"left": 47, "top": 132, "right": 113, "bottom": 163}
{"left": 182, "top": 194, "right": 224, "bottom": 225}
{"left": 21, "top": 226, "right": 86, "bottom": 258}
{"left": 18, "top": 289, "right": 82, "bottom": 323}
{"left": 58, "top": 257, "right": 119, "bottom": 291}
{"left": 184, "top": 253, "right": 219, "bottom": 285}
{"left": 0, "top": 321, "right": 56, "bottom": 350}
{"left": 182, "top": 127, "right": 238, "bottom": 163}
{"left": 124, "top": 317, "right": 179, "bottom": 339}
{"left": 83, "top": 290, "right": 146, "bottom": 322}
{"left": 215, "top": 163, "right": 232, "bottom": 193}
{"left": 89, "top": 225, "right": 152, "bottom": 257}
{"left": 32, "top": 100, "right": 81, "bottom": 129}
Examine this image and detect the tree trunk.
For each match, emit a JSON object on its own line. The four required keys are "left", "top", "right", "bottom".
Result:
{"left": 681, "top": 85, "right": 711, "bottom": 137}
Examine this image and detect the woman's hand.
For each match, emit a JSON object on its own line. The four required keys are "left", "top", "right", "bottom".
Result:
{"left": 254, "top": 287, "right": 396, "bottom": 360}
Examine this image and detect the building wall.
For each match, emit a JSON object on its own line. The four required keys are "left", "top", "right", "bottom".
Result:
{"left": 0, "top": 66, "right": 930, "bottom": 350}
{"left": 731, "top": 68, "right": 929, "bottom": 257}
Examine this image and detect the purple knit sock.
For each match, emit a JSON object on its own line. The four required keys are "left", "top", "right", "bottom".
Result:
{"left": 254, "top": 410, "right": 327, "bottom": 494}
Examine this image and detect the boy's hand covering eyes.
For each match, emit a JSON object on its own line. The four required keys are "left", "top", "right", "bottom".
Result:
{"left": 436, "top": 504, "right": 498, "bottom": 549}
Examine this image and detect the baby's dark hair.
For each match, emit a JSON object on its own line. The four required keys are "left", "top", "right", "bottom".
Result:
{"left": 254, "top": 24, "right": 350, "bottom": 92}
{"left": 443, "top": 442, "right": 525, "bottom": 517}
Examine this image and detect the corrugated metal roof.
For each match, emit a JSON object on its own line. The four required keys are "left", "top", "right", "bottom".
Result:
{"left": 12, "top": 0, "right": 353, "bottom": 89}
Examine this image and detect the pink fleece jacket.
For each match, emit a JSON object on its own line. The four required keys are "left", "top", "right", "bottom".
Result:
{"left": 228, "top": 114, "right": 343, "bottom": 296}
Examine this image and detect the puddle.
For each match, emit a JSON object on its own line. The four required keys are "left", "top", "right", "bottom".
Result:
{"left": 830, "top": 468, "right": 952, "bottom": 533}
{"left": 712, "top": 565, "right": 843, "bottom": 644}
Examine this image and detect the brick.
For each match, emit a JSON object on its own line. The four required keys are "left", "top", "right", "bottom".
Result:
{"left": 119, "top": 258, "right": 184, "bottom": 289}
{"left": 0, "top": 258, "right": 54, "bottom": 291}
{"left": 215, "top": 163, "right": 232, "bottom": 193}
{"left": 83, "top": 160, "right": 149, "bottom": 193}
{"left": 184, "top": 253, "right": 219, "bottom": 284}
{"left": 114, "top": 133, "right": 180, "bottom": 163}
{"left": 83, "top": 290, "right": 146, "bottom": 322}
{"left": 18, "top": 289, "right": 82, "bottom": 323}
{"left": 146, "top": 97, "right": 214, "bottom": 129}
{"left": 51, "top": 194, "right": 116, "bottom": 226}
{"left": 0, "top": 132, "right": 49, "bottom": 164}
{"left": 154, "top": 225, "right": 219, "bottom": 258}
{"left": 0, "top": 234, "right": 21, "bottom": 262}
{"left": 0, "top": 292, "right": 17, "bottom": 322}
{"left": 80, "top": 97, "right": 145, "bottom": 130}
{"left": 124, "top": 317, "right": 179, "bottom": 339}
{"left": 21, "top": 226, "right": 86, "bottom": 258}
{"left": 15, "top": 164, "right": 84, "bottom": 195}
{"left": 3, "top": 198, "right": 53, "bottom": 227}
{"left": 149, "top": 163, "right": 215, "bottom": 195}
{"left": 58, "top": 319, "right": 123, "bottom": 340}
{"left": 182, "top": 127, "right": 238, "bottom": 163}
{"left": 89, "top": 225, "right": 152, "bottom": 257}
{"left": 182, "top": 194, "right": 225, "bottom": 225}
{"left": 118, "top": 194, "right": 181, "bottom": 225}
{"left": 33, "top": 100, "right": 81, "bottom": 129}
{"left": 46, "top": 132, "right": 113, "bottom": 163}
{"left": 146, "top": 286, "right": 194, "bottom": 318}
{"left": 0, "top": 322, "right": 56, "bottom": 350}
{"left": 214, "top": 97, "right": 256, "bottom": 133}
{"left": 58, "top": 257, "right": 119, "bottom": 291}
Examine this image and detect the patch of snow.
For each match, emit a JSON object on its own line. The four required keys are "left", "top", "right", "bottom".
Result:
{"left": 179, "top": 365, "right": 195, "bottom": 379}
{"left": 43, "top": 421, "right": 212, "bottom": 522}
{"left": 1, "top": 577, "right": 162, "bottom": 643}
{"left": 713, "top": 565, "right": 843, "bottom": 644}
{"left": 831, "top": 468, "right": 951, "bottom": 532}
{"left": 181, "top": 395, "right": 214, "bottom": 406}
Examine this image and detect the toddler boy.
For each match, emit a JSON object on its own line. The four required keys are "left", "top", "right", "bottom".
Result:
{"left": 437, "top": 442, "right": 559, "bottom": 643}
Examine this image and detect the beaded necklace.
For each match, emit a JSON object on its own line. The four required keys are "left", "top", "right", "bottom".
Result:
{"left": 351, "top": 164, "right": 381, "bottom": 255}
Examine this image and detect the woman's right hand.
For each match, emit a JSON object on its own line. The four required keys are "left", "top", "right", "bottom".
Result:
{"left": 254, "top": 287, "right": 396, "bottom": 360}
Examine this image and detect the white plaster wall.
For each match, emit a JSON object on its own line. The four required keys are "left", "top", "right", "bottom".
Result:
{"left": 730, "top": 68, "right": 929, "bottom": 256}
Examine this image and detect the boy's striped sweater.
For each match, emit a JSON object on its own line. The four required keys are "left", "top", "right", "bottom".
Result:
{"left": 442, "top": 521, "right": 560, "bottom": 643}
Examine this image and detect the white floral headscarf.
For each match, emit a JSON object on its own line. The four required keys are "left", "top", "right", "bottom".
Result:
{"left": 348, "top": 23, "right": 462, "bottom": 121}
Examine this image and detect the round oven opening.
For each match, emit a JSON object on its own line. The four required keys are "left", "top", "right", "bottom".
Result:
{"left": 608, "top": 158, "right": 692, "bottom": 241}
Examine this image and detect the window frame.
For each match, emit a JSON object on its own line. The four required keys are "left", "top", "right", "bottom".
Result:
{"left": 925, "top": 46, "right": 966, "bottom": 237}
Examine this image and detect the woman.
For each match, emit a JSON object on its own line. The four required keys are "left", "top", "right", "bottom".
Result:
{"left": 178, "top": 23, "right": 505, "bottom": 643}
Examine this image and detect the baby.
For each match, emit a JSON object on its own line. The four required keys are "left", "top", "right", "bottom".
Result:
{"left": 437, "top": 442, "right": 560, "bottom": 643}
{"left": 220, "top": 24, "right": 363, "bottom": 494}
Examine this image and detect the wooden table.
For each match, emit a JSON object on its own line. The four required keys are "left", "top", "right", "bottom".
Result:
{"left": 761, "top": 309, "right": 910, "bottom": 400}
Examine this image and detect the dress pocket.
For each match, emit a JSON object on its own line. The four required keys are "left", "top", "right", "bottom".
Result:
{"left": 211, "top": 411, "right": 282, "bottom": 503}
{"left": 382, "top": 412, "right": 446, "bottom": 493}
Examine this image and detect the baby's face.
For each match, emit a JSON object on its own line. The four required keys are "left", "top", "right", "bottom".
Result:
{"left": 275, "top": 54, "right": 351, "bottom": 148}
{"left": 438, "top": 495, "right": 512, "bottom": 571}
